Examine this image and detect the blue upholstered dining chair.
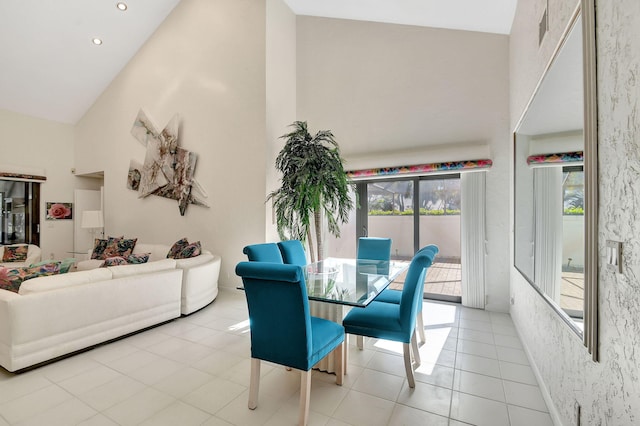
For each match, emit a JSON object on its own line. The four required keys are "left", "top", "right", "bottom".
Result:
{"left": 357, "top": 237, "right": 392, "bottom": 274}
{"left": 235, "top": 261, "right": 344, "bottom": 426}
{"left": 242, "top": 242, "right": 283, "bottom": 263}
{"left": 277, "top": 240, "right": 307, "bottom": 266}
{"left": 342, "top": 248, "right": 435, "bottom": 388}
{"left": 354, "top": 237, "right": 393, "bottom": 349}
{"left": 375, "top": 245, "right": 439, "bottom": 345}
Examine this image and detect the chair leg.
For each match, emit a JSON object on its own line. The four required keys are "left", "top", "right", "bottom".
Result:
{"left": 411, "top": 331, "right": 421, "bottom": 367}
{"left": 417, "top": 312, "right": 426, "bottom": 345}
{"left": 334, "top": 341, "right": 344, "bottom": 386}
{"left": 403, "top": 343, "right": 416, "bottom": 388}
{"left": 344, "top": 334, "right": 349, "bottom": 375}
{"left": 248, "top": 358, "right": 260, "bottom": 409}
{"left": 299, "top": 370, "right": 312, "bottom": 426}
{"left": 357, "top": 335, "right": 364, "bottom": 350}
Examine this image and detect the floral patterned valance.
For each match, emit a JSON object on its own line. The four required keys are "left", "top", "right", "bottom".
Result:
{"left": 346, "top": 159, "right": 492, "bottom": 179}
{"left": 527, "top": 151, "right": 583, "bottom": 166}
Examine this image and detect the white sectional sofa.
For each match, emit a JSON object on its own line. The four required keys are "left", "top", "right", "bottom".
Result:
{"left": 0, "top": 243, "right": 221, "bottom": 372}
{"left": 0, "top": 259, "right": 183, "bottom": 372}
{"left": 77, "top": 243, "right": 221, "bottom": 315}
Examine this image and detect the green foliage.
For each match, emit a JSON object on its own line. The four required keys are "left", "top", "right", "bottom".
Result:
{"left": 564, "top": 206, "right": 584, "bottom": 215}
{"left": 267, "top": 121, "right": 354, "bottom": 261}
{"left": 368, "top": 208, "right": 460, "bottom": 216}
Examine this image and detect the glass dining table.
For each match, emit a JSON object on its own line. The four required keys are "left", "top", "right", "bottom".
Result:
{"left": 303, "top": 257, "right": 410, "bottom": 373}
{"left": 303, "top": 257, "right": 409, "bottom": 307}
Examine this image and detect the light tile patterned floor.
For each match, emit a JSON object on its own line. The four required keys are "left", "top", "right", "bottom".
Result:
{"left": 0, "top": 289, "right": 553, "bottom": 425}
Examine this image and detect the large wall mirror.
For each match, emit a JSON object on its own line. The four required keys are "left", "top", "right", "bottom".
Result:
{"left": 514, "top": 0, "right": 598, "bottom": 360}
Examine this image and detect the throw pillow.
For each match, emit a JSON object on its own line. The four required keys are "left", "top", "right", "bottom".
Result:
{"left": 25, "top": 262, "right": 61, "bottom": 278}
{"left": 0, "top": 267, "right": 22, "bottom": 293}
{"left": 91, "top": 236, "right": 124, "bottom": 260}
{"left": 90, "top": 238, "right": 110, "bottom": 260}
{"left": 102, "top": 256, "right": 128, "bottom": 267}
{"left": 59, "top": 258, "right": 76, "bottom": 274}
{"left": 127, "top": 253, "right": 150, "bottom": 264}
{"left": 167, "top": 237, "right": 189, "bottom": 258}
{"left": 174, "top": 241, "right": 202, "bottom": 259}
{"left": 0, "top": 262, "right": 61, "bottom": 293}
{"left": 2, "top": 245, "right": 29, "bottom": 263}
{"left": 103, "top": 238, "right": 137, "bottom": 258}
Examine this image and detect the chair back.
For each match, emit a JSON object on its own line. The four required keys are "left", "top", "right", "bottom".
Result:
{"left": 399, "top": 248, "right": 437, "bottom": 332}
{"left": 242, "top": 243, "right": 284, "bottom": 263}
{"left": 235, "top": 261, "right": 313, "bottom": 370}
{"left": 357, "top": 237, "right": 392, "bottom": 261}
{"left": 357, "top": 237, "right": 392, "bottom": 274}
{"left": 277, "top": 240, "right": 307, "bottom": 266}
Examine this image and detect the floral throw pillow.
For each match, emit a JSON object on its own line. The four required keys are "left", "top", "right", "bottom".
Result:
{"left": 167, "top": 238, "right": 189, "bottom": 259}
{"left": 0, "top": 267, "right": 22, "bottom": 293}
{"left": 91, "top": 238, "right": 110, "bottom": 260}
{"left": 103, "top": 238, "right": 137, "bottom": 259}
{"left": 174, "top": 241, "right": 202, "bottom": 259}
{"left": 102, "top": 256, "right": 128, "bottom": 267}
{"left": 0, "top": 263, "right": 60, "bottom": 293}
{"left": 127, "top": 253, "right": 150, "bottom": 264}
{"left": 2, "top": 245, "right": 29, "bottom": 262}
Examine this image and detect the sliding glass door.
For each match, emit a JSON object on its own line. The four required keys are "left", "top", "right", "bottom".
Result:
{"left": 330, "top": 174, "right": 462, "bottom": 302}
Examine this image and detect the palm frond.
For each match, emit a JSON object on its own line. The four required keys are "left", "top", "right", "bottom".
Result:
{"left": 267, "top": 121, "right": 354, "bottom": 260}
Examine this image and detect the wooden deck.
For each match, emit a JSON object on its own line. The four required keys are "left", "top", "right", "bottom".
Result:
{"left": 389, "top": 257, "right": 462, "bottom": 298}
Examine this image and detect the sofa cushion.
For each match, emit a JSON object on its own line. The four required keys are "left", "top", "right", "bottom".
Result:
{"left": 174, "top": 251, "right": 214, "bottom": 268}
{"left": 19, "top": 268, "right": 113, "bottom": 295}
{"left": 108, "top": 258, "right": 176, "bottom": 278}
{"left": 2, "top": 245, "right": 29, "bottom": 263}
{"left": 167, "top": 238, "right": 189, "bottom": 258}
{"left": 76, "top": 259, "right": 105, "bottom": 271}
{"left": 133, "top": 244, "right": 170, "bottom": 262}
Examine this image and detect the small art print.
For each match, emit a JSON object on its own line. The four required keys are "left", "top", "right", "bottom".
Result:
{"left": 46, "top": 202, "right": 73, "bottom": 220}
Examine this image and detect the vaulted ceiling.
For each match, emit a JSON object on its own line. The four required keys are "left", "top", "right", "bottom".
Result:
{"left": 0, "top": 0, "right": 517, "bottom": 124}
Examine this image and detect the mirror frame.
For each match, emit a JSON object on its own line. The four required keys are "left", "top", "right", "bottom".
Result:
{"left": 513, "top": 0, "right": 598, "bottom": 361}
{"left": 582, "top": 0, "right": 598, "bottom": 362}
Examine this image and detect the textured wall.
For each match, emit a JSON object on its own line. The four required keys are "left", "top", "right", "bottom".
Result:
{"left": 510, "top": 0, "right": 640, "bottom": 424}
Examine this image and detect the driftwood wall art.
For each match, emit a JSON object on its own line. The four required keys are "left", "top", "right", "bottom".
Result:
{"left": 127, "top": 109, "right": 209, "bottom": 216}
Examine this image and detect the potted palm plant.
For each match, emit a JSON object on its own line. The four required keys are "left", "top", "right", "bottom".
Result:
{"left": 268, "top": 121, "right": 353, "bottom": 262}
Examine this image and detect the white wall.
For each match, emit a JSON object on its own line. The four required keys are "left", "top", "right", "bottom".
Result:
{"left": 296, "top": 17, "right": 511, "bottom": 311}
{"left": 0, "top": 108, "right": 101, "bottom": 260}
{"left": 265, "top": 0, "right": 296, "bottom": 242}
{"left": 510, "top": 0, "right": 640, "bottom": 424}
{"left": 74, "top": 0, "right": 267, "bottom": 289}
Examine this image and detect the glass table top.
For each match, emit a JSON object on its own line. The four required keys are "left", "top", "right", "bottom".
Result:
{"left": 303, "top": 257, "right": 409, "bottom": 307}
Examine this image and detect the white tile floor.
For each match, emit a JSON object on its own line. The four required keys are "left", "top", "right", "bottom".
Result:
{"left": 0, "top": 289, "right": 553, "bottom": 426}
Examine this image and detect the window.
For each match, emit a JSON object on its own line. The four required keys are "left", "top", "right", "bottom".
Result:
{"left": 0, "top": 180, "right": 40, "bottom": 246}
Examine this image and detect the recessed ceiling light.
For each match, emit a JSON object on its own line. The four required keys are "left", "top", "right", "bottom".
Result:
{"left": 116, "top": 2, "right": 127, "bottom": 11}
{"left": 92, "top": 38, "right": 103, "bottom": 45}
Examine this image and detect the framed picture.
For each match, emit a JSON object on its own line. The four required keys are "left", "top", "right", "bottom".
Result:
{"left": 46, "top": 202, "right": 73, "bottom": 220}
